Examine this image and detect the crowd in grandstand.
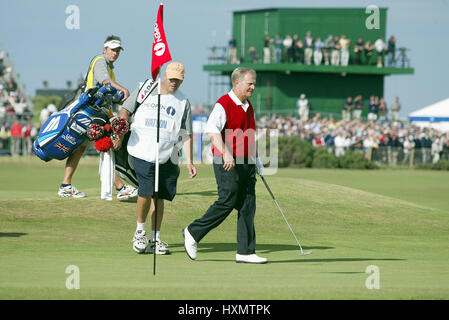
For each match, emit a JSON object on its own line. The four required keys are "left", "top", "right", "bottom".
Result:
{"left": 256, "top": 113, "right": 449, "bottom": 165}
{"left": 0, "top": 55, "right": 36, "bottom": 156}
{"left": 339, "top": 95, "right": 402, "bottom": 122}
{"left": 229, "top": 32, "right": 397, "bottom": 67}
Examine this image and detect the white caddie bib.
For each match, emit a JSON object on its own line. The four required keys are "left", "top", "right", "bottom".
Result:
{"left": 127, "top": 89, "right": 187, "bottom": 164}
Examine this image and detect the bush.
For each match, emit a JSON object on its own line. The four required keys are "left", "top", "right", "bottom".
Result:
{"left": 312, "top": 147, "right": 339, "bottom": 168}
{"left": 31, "top": 95, "right": 62, "bottom": 125}
{"left": 432, "top": 160, "right": 449, "bottom": 170}
{"left": 277, "top": 136, "right": 378, "bottom": 169}
{"left": 338, "top": 150, "right": 379, "bottom": 169}
{"left": 417, "top": 160, "right": 449, "bottom": 170}
{"left": 291, "top": 139, "right": 314, "bottom": 167}
{"left": 278, "top": 136, "right": 314, "bottom": 168}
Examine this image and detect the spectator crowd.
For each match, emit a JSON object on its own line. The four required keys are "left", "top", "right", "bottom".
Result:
{"left": 340, "top": 95, "right": 402, "bottom": 122}
{"left": 229, "top": 32, "right": 398, "bottom": 68}
{"left": 256, "top": 112, "right": 449, "bottom": 165}
{"left": 0, "top": 51, "right": 37, "bottom": 156}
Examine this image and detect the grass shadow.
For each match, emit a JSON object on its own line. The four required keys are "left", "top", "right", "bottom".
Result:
{"left": 170, "top": 242, "right": 406, "bottom": 264}
{"left": 177, "top": 190, "right": 218, "bottom": 197}
{"left": 199, "top": 257, "right": 405, "bottom": 264}
{"left": 170, "top": 242, "right": 334, "bottom": 254}
{"left": 118, "top": 197, "right": 137, "bottom": 203}
{"left": 0, "top": 232, "right": 27, "bottom": 237}
{"left": 268, "top": 257, "right": 406, "bottom": 264}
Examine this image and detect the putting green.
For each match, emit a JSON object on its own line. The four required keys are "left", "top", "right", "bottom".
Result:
{"left": 0, "top": 157, "right": 448, "bottom": 299}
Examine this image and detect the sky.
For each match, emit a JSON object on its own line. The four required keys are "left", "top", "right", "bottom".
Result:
{"left": 1, "top": 0, "right": 448, "bottom": 118}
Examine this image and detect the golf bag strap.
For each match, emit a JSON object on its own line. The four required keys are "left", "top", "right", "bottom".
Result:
{"left": 78, "top": 55, "right": 97, "bottom": 93}
{"left": 135, "top": 79, "right": 158, "bottom": 112}
{"left": 113, "top": 79, "right": 157, "bottom": 189}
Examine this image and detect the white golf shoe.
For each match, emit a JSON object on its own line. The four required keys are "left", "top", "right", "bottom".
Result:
{"left": 236, "top": 253, "right": 268, "bottom": 264}
{"left": 132, "top": 230, "right": 147, "bottom": 254}
{"left": 58, "top": 185, "right": 86, "bottom": 198}
{"left": 145, "top": 239, "right": 170, "bottom": 255}
{"left": 117, "top": 185, "right": 138, "bottom": 201}
{"left": 182, "top": 227, "right": 197, "bottom": 260}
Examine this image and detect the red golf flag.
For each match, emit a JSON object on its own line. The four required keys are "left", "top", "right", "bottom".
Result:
{"left": 151, "top": 4, "right": 172, "bottom": 81}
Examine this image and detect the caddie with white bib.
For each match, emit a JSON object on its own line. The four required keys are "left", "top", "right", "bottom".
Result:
{"left": 117, "top": 62, "right": 197, "bottom": 255}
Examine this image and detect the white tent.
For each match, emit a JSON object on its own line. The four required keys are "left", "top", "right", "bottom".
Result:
{"left": 408, "top": 97, "right": 449, "bottom": 132}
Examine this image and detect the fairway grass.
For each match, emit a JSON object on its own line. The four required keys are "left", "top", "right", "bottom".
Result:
{"left": 1, "top": 157, "right": 448, "bottom": 299}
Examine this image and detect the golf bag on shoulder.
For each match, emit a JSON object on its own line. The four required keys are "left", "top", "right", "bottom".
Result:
{"left": 114, "top": 130, "right": 138, "bottom": 188}
{"left": 33, "top": 83, "right": 124, "bottom": 162}
{"left": 114, "top": 79, "right": 158, "bottom": 188}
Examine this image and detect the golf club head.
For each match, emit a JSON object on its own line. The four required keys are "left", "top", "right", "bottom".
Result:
{"left": 300, "top": 250, "right": 313, "bottom": 256}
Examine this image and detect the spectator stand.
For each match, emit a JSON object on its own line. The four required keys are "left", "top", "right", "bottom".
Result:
{"left": 0, "top": 42, "right": 36, "bottom": 156}
{"left": 203, "top": 8, "right": 414, "bottom": 123}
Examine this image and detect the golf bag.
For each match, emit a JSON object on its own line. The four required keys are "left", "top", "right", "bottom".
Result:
{"left": 33, "top": 84, "right": 124, "bottom": 162}
{"left": 114, "top": 79, "right": 158, "bottom": 188}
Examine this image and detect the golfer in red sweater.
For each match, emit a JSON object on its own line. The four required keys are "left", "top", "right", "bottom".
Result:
{"left": 183, "top": 67, "right": 266, "bottom": 264}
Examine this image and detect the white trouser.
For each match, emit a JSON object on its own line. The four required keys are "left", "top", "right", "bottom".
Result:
{"left": 11, "top": 137, "right": 21, "bottom": 156}
{"left": 304, "top": 48, "right": 313, "bottom": 65}
{"left": 22, "top": 137, "right": 32, "bottom": 155}
{"left": 263, "top": 48, "right": 271, "bottom": 64}
{"left": 299, "top": 106, "right": 309, "bottom": 121}
{"left": 99, "top": 150, "right": 115, "bottom": 200}
{"left": 391, "top": 110, "right": 399, "bottom": 121}
{"left": 331, "top": 50, "right": 340, "bottom": 66}
{"left": 314, "top": 50, "right": 323, "bottom": 65}
{"left": 367, "top": 113, "right": 377, "bottom": 121}
{"left": 229, "top": 48, "right": 238, "bottom": 64}
{"left": 341, "top": 48, "right": 349, "bottom": 66}
{"left": 353, "top": 109, "right": 362, "bottom": 120}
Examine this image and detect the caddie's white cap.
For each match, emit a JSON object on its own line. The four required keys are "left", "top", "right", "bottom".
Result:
{"left": 104, "top": 39, "right": 124, "bottom": 51}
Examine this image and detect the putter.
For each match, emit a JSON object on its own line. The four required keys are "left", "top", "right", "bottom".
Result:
{"left": 259, "top": 173, "right": 312, "bottom": 256}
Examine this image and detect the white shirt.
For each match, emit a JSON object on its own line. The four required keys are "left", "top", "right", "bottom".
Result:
{"left": 374, "top": 39, "right": 385, "bottom": 52}
{"left": 363, "top": 137, "right": 374, "bottom": 149}
{"left": 334, "top": 135, "right": 346, "bottom": 148}
{"left": 283, "top": 37, "right": 292, "bottom": 48}
{"left": 40, "top": 108, "right": 50, "bottom": 123}
{"left": 403, "top": 139, "right": 415, "bottom": 153}
{"left": 127, "top": 89, "right": 188, "bottom": 164}
{"left": 204, "top": 90, "right": 251, "bottom": 134}
{"left": 297, "top": 98, "right": 308, "bottom": 110}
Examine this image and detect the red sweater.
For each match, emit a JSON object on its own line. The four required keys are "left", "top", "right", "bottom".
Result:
{"left": 212, "top": 93, "right": 256, "bottom": 159}
{"left": 10, "top": 123, "right": 23, "bottom": 138}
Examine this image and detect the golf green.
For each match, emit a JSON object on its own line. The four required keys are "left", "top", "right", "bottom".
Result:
{"left": 1, "top": 157, "right": 448, "bottom": 299}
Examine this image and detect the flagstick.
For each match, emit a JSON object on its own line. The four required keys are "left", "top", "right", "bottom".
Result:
{"left": 153, "top": 77, "right": 161, "bottom": 276}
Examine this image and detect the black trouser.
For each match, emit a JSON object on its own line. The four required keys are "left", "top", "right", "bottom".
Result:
{"left": 188, "top": 160, "right": 257, "bottom": 255}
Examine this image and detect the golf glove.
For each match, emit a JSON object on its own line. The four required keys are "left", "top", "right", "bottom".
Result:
{"left": 256, "top": 157, "right": 264, "bottom": 176}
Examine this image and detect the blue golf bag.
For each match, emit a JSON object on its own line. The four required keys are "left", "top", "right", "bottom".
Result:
{"left": 33, "top": 84, "right": 124, "bottom": 162}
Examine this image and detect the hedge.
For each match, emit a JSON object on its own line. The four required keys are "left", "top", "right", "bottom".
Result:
{"left": 275, "top": 136, "right": 378, "bottom": 169}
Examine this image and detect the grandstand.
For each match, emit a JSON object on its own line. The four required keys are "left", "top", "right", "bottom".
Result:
{"left": 0, "top": 42, "right": 35, "bottom": 155}
{"left": 0, "top": 42, "right": 33, "bottom": 108}
{"left": 203, "top": 7, "right": 414, "bottom": 118}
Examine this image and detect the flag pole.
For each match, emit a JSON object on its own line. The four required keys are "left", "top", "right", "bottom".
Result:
{"left": 150, "top": 2, "right": 171, "bottom": 276}
{"left": 153, "top": 76, "right": 161, "bottom": 276}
